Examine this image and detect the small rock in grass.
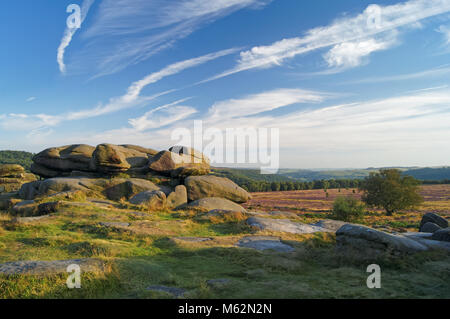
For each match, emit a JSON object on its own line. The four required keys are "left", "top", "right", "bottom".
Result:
{"left": 420, "top": 213, "right": 448, "bottom": 229}
{"left": 207, "top": 278, "right": 231, "bottom": 288}
{"left": 99, "top": 222, "right": 130, "bottom": 229}
{"left": 146, "top": 285, "right": 186, "bottom": 298}
{"left": 0, "top": 258, "right": 104, "bottom": 275}
{"left": 237, "top": 236, "right": 294, "bottom": 253}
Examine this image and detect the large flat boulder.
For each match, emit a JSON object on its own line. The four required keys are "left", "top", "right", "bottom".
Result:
{"left": 247, "top": 217, "right": 329, "bottom": 234}
{"left": 148, "top": 147, "right": 210, "bottom": 177}
{"left": 336, "top": 224, "right": 429, "bottom": 256}
{"left": 186, "top": 197, "right": 247, "bottom": 213}
{"left": 32, "top": 144, "right": 95, "bottom": 177}
{"left": 185, "top": 175, "right": 251, "bottom": 203}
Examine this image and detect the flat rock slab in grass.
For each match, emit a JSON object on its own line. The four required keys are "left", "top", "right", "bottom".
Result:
{"left": 174, "top": 237, "right": 213, "bottom": 242}
{"left": 310, "top": 219, "right": 349, "bottom": 232}
{"left": 128, "top": 211, "right": 149, "bottom": 217}
{"left": 146, "top": 285, "right": 186, "bottom": 298}
{"left": 247, "top": 217, "right": 329, "bottom": 234}
{"left": 207, "top": 278, "right": 231, "bottom": 288}
{"left": 99, "top": 222, "right": 130, "bottom": 229}
{"left": 13, "top": 215, "right": 52, "bottom": 223}
{"left": 0, "top": 258, "right": 104, "bottom": 275}
{"left": 237, "top": 236, "right": 294, "bottom": 253}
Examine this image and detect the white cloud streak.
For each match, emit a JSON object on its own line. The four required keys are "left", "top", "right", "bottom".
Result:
{"left": 203, "top": 0, "right": 450, "bottom": 81}
{"left": 3, "top": 50, "right": 231, "bottom": 130}
{"left": 206, "top": 88, "right": 327, "bottom": 122}
{"left": 57, "top": 0, "right": 95, "bottom": 74}
{"left": 71, "top": 0, "right": 270, "bottom": 77}
{"left": 437, "top": 24, "right": 450, "bottom": 44}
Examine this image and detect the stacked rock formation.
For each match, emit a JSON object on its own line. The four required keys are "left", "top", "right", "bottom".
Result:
{"left": 31, "top": 144, "right": 209, "bottom": 179}
{"left": 15, "top": 144, "right": 251, "bottom": 213}
{"left": 0, "top": 164, "right": 36, "bottom": 193}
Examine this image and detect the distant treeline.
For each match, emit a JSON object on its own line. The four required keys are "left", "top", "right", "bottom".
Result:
{"left": 235, "top": 179, "right": 363, "bottom": 192}
{"left": 212, "top": 168, "right": 450, "bottom": 192}
{"left": 0, "top": 151, "right": 34, "bottom": 171}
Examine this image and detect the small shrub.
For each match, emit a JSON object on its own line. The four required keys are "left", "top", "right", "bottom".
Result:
{"left": 330, "top": 196, "right": 365, "bottom": 222}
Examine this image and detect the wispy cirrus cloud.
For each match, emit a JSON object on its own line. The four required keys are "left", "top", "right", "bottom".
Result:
{"left": 68, "top": 0, "right": 271, "bottom": 77}
{"left": 57, "top": 0, "right": 95, "bottom": 74}
{"left": 2, "top": 50, "right": 231, "bottom": 130}
{"left": 437, "top": 24, "right": 450, "bottom": 44}
{"left": 203, "top": 0, "right": 450, "bottom": 82}
{"left": 206, "top": 88, "right": 327, "bottom": 122}
{"left": 129, "top": 98, "right": 197, "bottom": 131}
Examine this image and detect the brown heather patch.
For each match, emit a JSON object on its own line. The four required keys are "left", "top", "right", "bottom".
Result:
{"left": 244, "top": 185, "right": 450, "bottom": 229}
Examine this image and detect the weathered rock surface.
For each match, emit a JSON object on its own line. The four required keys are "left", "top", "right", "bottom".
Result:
{"left": 186, "top": 197, "right": 247, "bottom": 213}
{"left": 105, "top": 178, "right": 170, "bottom": 201}
{"left": 148, "top": 147, "right": 210, "bottom": 177}
{"left": 0, "top": 164, "right": 36, "bottom": 193}
{"left": 18, "top": 177, "right": 170, "bottom": 201}
{"left": 420, "top": 222, "right": 442, "bottom": 233}
{"left": 310, "top": 219, "right": 349, "bottom": 232}
{"left": 129, "top": 190, "right": 167, "bottom": 210}
{"left": 91, "top": 144, "right": 150, "bottom": 174}
{"left": 247, "top": 217, "right": 329, "bottom": 234}
{"left": 420, "top": 213, "right": 449, "bottom": 229}
{"left": 0, "top": 258, "right": 104, "bottom": 275}
{"left": 336, "top": 224, "right": 429, "bottom": 256}
{"left": 0, "top": 164, "right": 25, "bottom": 177}
{"left": 185, "top": 175, "right": 251, "bottom": 203}
{"left": 166, "top": 185, "right": 188, "bottom": 209}
{"left": 32, "top": 144, "right": 95, "bottom": 177}
{"left": 432, "top": 227, "right": 450, "bottom": 242}
{"left": 12, "top": 200, "right": 37, "bottom": 216}
{"left": 237, "top": 236, "right": 294, "bottom": 252}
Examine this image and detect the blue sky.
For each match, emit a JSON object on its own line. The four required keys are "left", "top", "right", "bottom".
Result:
{"left": 1, "top": 0, "right": 450, "bottom": 168}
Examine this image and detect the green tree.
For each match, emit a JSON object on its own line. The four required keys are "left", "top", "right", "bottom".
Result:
{"left": 331, "top": 196, "right": 366, "bottom": 222}
{"left": 359, "top": 169, "right": 423, "bottom": 216}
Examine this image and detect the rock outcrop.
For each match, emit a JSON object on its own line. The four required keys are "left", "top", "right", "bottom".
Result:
{"left": 420, "top": 213, "right": 448, "bottom": 230}
{"left": 185, "top": 175, "right": 251, "bottom": 203}
{"left": 0, "top": 164, "right": 36, "bottom": 193}
{"left": 30, "top": 144, "right": 212, "bottom": 180}
{"left": 13, "top": 144, "right": 253, "bottom": 213}
{"left": 336, "top": 224, "right": 450, "bottom": 257}
{"left": 336, "top": 224, "right": 429, "bottom": 256}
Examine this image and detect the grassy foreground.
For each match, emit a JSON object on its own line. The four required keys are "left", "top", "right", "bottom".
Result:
{"left": 0, "top": 188, "right": 449, "bottom": 299}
